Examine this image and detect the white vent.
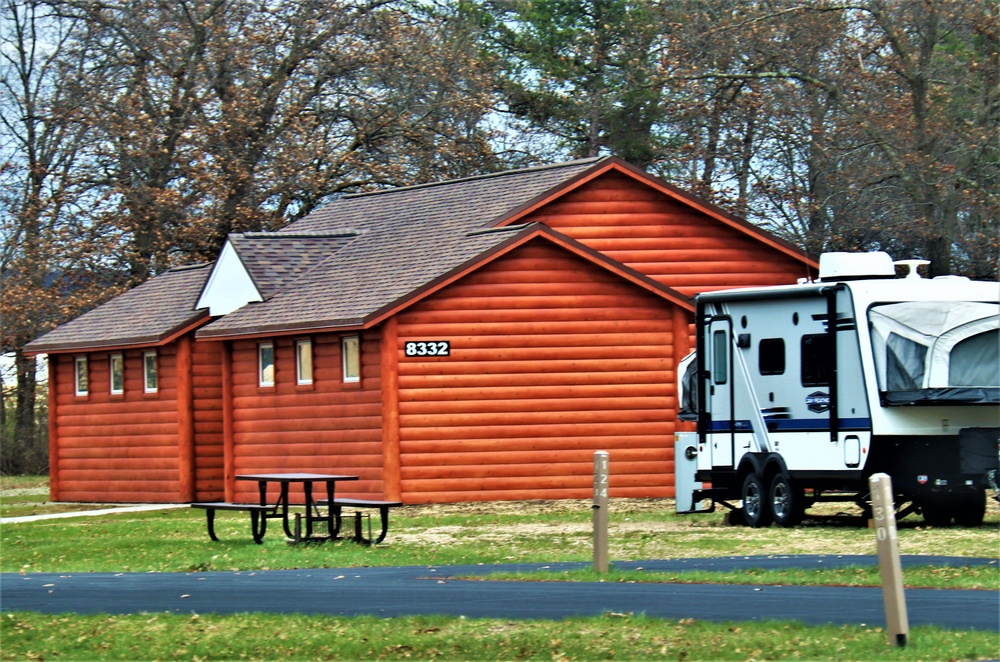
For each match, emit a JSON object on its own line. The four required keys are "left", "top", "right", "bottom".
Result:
{"left": 818, "top": 252, "right": 896, "bottom": 281}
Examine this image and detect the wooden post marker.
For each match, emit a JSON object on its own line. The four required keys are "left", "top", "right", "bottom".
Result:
{"left": 593, "top": 451, "right": 609, "bottom": 573}
{"left": 869, "top": 472, "right": 909, "bottom": 647}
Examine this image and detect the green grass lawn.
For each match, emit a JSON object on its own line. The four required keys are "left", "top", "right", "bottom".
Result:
{"left": 2, "top": 478, "right": 998, "bottom": 660}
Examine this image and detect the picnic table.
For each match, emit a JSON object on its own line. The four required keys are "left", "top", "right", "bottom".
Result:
{"left": 192, "top": 473, "right": 358, "bottom": 544}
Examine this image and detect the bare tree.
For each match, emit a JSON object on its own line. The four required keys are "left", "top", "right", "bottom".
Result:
{"left": 0, "top": 0, "right": 109, "bottom": 471}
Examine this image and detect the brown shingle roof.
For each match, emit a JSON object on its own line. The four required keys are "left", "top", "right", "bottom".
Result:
{"left": 25, "top": 263, "right": 212, "bottom": 353}
{"left": 196, "top": 158, "right": 605, "bottom": 338}
{"left": 228, "top": 231, "right": 358, "bottom": 299}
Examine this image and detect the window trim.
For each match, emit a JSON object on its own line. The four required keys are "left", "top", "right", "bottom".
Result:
{"left": 110, "top": 353, "right": 124, "bottom": 395}
{"left": 295, "top": 338, "right": 313, "bottom": 386}
{"left": 143, "top": 351, "right": 158, "bottom": 393}
{"left": 74, "top": 355, "right": 88, "bottom": 396}
{"left": 342, "top": 336, "right": 360, "bottom": 383}
{"left": 258, "top": 342, "right": 275, "bottom": 387}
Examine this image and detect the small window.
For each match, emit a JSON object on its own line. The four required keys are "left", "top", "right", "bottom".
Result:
{"left": 801, "top": 334, "right": 831, "bottom": 387}
{"left": 259, "top": 342, "right": 275, "bottom": 387}
{"left": 296, "top": 339, "right": 313, "bottom": 385}
{"left": 110, "top": 354, "right": 124, "bottom": 394}
{"left": 144, "top": 351, "right": 158, "bottom": 393}
{"left": 711, "top": 330, "right": 728, "bottom": 385}
{"left": 759, "top": 338, "right": 786, "bottom": 375}
{"left": 342, "top": 336, "right": 360, "bottom": 383}
{"left": 74, "top": 356, "right": 88, "bottom": 396}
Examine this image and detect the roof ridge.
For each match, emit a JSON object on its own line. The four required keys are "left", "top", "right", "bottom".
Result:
{"left": 341, "top": 157, "right": 606, "bottom": 200}
{"left": 167, "top": 263, "right": 211, "bottom": 272}
{"left": 466, "top": 222, "right": 537, "bottom": 237}
{"left": 245, "top": 230, "right": 361, "bottom": 238}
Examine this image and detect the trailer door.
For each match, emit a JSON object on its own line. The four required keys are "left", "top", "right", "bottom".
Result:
{"left": 706, "top": 316, "right": 735, "bottom": 468}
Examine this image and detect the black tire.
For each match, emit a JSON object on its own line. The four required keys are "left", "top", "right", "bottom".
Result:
{"left": 921, "top": 500, "right": 952, "bottom": 527}
{"left": 741, "top": 473, "right": 772, "bottom": 528}
{"left": 769, "top": 473, "right": 804, "bottom": 527}
{"left": 953, "top": 490, "right": 987, "bottom": 527}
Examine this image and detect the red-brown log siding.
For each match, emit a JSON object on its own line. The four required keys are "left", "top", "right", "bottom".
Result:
{"left": 192, "top": 340, "right": 224, "bottom": 500}
{"left": 395, "top": 239, "right": 678, "bottom": 503}
{"left": 528, "top": 171, "right": 811, "bottom": 294}
{"left": 228, "top": 333, "right": 384, "bottom": 503}
{"left": 48, "top": 339, "right": 223, "bottom": 503}
{"left": 51, "top": 347, "right": 182, "bottom": 503}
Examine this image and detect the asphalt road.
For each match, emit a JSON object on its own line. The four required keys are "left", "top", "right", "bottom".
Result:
{"left": 2, "top": 556, "right": 997, "bottom": 630}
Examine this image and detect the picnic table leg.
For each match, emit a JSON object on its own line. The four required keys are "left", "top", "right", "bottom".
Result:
{"left": 250, "top": 510, "right": 266, "bottom": 544}
{"left": 332, "top": 505, "right": 344, "bottom": 539}
{"left": 374, "top": 506, "right": 391, "bottom": 544}
{"left": 303, "top": 482, "right": 314, "bottom": 539}
{"left": 325, "top": 480, "right": 336, "bottom": 539}
{"left": 278, "top": 482, "right": 294, "bottom": 539}
{"left": 205, "top": 508, "right": 219, "bottom": 541}
{"left": 353, "top": 510, "right": 365, "bottom": 544}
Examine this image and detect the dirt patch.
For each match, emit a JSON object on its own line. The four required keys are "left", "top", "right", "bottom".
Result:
{"left": 390, "top": 496, "right": 1000, "bottom": 559}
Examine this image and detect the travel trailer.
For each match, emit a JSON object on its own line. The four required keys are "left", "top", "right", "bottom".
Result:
{"left": 675, "top": 252, "right": 999, "bottom": 527}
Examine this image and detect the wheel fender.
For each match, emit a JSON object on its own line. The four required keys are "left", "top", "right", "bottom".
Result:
{"left": 737, "top": 453, "right": 764, "bottom": 481}
{"left": 762, "top": 454, "right": 790, "bottom": 483}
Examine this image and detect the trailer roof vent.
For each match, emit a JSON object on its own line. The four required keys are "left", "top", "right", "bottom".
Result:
{"left": 818, "top": 252, "right": 896, "bottom": 281}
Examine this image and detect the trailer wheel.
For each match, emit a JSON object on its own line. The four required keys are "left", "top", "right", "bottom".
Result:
{"left": 953, "top": 490, "right": 987, "bottom": 527}
{"left": 769, "top": 473, "right": 804, "bottom": 527}
{"left": 741, "top": 473, "right": 772, "bottom": 527}
{"left": 920, "top": 500, "right": 952, "bottom": 527}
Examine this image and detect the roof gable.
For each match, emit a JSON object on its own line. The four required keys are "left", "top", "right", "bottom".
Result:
{"left": 26, "top": 264, "right": 212, "bottom": 354}
{"left": 197, "top": 231, "right": 358, "bottom": 316}
{"left": 491, "top": 157, "right": 816, "bottom": 268}
{"left": 196, "top": 159, "right": 607, "bottom": 339}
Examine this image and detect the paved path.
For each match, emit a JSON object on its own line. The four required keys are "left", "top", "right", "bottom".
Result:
{"left": 3, "top": 556, "right": 997, "bottom": 630}
{"left": 0, "top": 503, "right": 185, "bottom": 524}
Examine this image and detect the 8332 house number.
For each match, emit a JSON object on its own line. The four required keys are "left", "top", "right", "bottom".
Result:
{"left": 404, "top": 341, "right": 450, "bottom": 357}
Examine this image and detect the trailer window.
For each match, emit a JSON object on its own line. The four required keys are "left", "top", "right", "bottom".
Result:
{"left": 801, "top": 334, "right": 831, "bottom": 386}
{"left": 950, "top": 329, "right": 999, "bottom": 387}
{"left": 712, "top": 330, "right": 727, "bottom": 385}
{"left": 886, "top": 333, "right": 927, "bottom": 390}
{"left": 759, "top": 338, "right": 785, "bottom": 375}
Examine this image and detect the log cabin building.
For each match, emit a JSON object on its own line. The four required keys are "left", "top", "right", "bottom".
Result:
{"left": 27, "top": 157, "right": 818, "bottom": 504}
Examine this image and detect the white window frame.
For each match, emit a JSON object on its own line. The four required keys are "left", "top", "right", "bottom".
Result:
{"left": 342, "top": 336, "right": 360, "bottom": 383}
{"left": 74, "top": 356, "right": 88, "bottom": 396}
{"left": 258, "top": 342, "right": 275, "bottom": 387}
{"left": 296, "top": 339, "right": 313, "bottom": 385}
{"left": 143, "top": 351, "right": 158, "bottom": 393}
{"left": 110, "top": 353, "right": 124, "bottom": 395}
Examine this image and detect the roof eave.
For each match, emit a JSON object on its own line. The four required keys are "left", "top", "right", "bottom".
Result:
{"left": 25, "top": 310, "right": 212, "bottom": 355}
{"left": 194, "top": 315, "right": 366, "bottom": 342}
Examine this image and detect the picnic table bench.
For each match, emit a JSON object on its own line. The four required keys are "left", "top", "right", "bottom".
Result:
{"left": 316, "top": 498, "right": 402, "bottom": 545}
{"left": 190, "top": 502, "right": 276, "bottom": 544}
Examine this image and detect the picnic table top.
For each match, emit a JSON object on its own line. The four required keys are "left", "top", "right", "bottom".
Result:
{"left": 235, "top": 473, "right": 359, "bottom": 482}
